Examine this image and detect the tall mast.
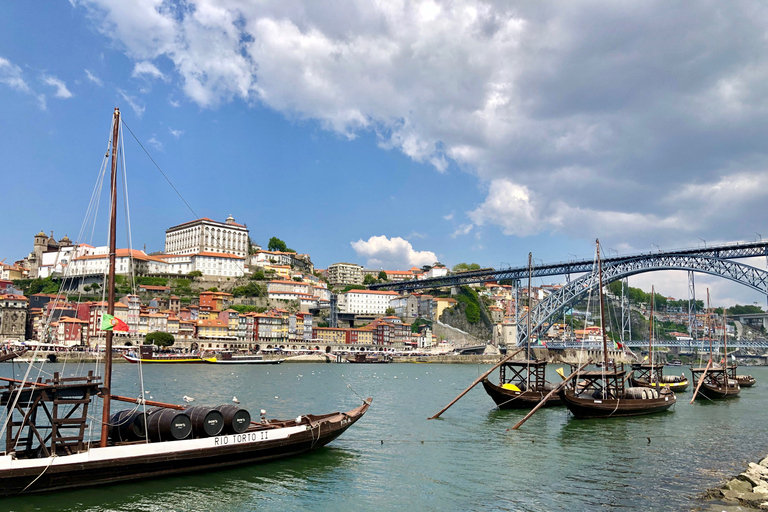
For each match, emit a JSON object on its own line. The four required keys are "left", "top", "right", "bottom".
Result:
{"left": 527, "top": 252, "right": 532, "bottom": 361}
{"left": 100, "top": 107, "right": 120, "bottom": 447}
{"left": 706, "top": 288, "right": 712, "bottom": 363}
{"left": 596, "top": 239, "right": 608, "bottom": 368}
{"left": 649, "top": 285, "right": 654, "bottom": 376}
{"left": 723, "top": 310, "right": 728, "bottom": 367}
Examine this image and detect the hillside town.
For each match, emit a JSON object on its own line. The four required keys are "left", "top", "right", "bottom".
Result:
{"left": 1, "top": 216, "right": 766, "bottom": 353}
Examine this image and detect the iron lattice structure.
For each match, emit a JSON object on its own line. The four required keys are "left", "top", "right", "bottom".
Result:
{"left": 368, "top": 241, "right": 768, "bottom": 292}
{"left": 517, "top": 254, "right": 768, "bottom": 346}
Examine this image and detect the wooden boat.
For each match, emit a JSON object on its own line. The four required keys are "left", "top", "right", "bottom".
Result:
{"left": 481, "top": 359, "right": 562, "bottom": 409}
{"left": 345, "top": 353, "right": 392, "bottom": 363}
{"left": 690, "top": 291, "right": 740, "bottom": 400}
{"left": 0, "top": 108, "right": 370, "bottom": 497}
{"left": 0, "top": 349, "right": 26, "bottom": 363}
{"left": 123, "top": 346, "right": 204, "bottom": 364}
{"left": 203, "top": 352, "right": 284, "bottom": 365}
{"left": 559, "top": 240, "right": 676, "bottom": 419}
{"left": 482, "top": 253, "right": 563, "bottom": 409}
{"left": 630, "top": 288, "right": 689, "bottom": 392}
{"left": 736, "top": 374, "right": 756, "bottom": 387}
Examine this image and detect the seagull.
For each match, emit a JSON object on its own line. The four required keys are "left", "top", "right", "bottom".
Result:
{"left": 232, "top": 396, "right": 240, "bottom": 404}
{"left": 183, "top": 395, "right": 194, "bottom": 403}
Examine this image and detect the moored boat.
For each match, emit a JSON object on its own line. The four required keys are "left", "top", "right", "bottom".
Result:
{"left": 123, "top": 346, "right": 204, "bottom": 364}
{"left": 203, "top": 352, "right": 284, "bottom": 365}
{"left": 736, "top": 374, "right": 756, "bottom": 387}
{"left": 559, "top": 240, "right": 676, "bottom": 419}
{"left": 0, "top": 108, "right": 370, "bottom": 496}
{"left": 481, "top": 358, "right": 562, "bottom": 409}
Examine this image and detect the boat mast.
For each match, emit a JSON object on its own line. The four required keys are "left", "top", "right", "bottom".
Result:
{"left": 723, "top": 310, "right": 728, "bottom": 368}
{"left": 649, "top": 285, "right": 654, "bottom": 378}
{"left": 100, "top": 107, "right": 120, "bottom": 447}
{"left": 526, "top": 252, "right": 532, "bottom": 388}
{"left": 596, "top": 239, "right": 608, "bottom": 368}
{"left": 706, "top": 289, "right": 712, "bottom": 364}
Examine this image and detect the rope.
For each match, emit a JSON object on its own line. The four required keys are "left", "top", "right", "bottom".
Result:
{"left": 21, "top": 453, "right": 57, "bottom": 494}
{"left": 322, "top": 360, "right": 367, "bottom": 403}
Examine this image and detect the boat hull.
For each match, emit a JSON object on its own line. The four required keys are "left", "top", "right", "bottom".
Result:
{"left": 695, "top": 382, "right": 741, "bottom": 399}
{"left": 203, "top": 357, "right": 284, "bottom": 365}
{"left": 736, "top": 376, "right": 756, "bottom": 388}
{"left": 558, "top": 389, "right": 675, "bottom": 419}
{"left": 123, "top": 354, "right": 204, "bottom": 364}
{"left": 630, "top": 378, "right": 689, "bottom": 393}
{"left": 481, "top": 378, "right": 562, "bottom": 409}
{"left": 0, "top": 401, "right": 370, "bottom": 496}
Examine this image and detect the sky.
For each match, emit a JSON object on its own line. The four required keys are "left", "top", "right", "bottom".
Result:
{"left": 1, "top": 1, "right": 768, "bottom": 307}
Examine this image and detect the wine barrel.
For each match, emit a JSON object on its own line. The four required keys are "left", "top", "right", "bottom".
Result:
{"left": 186, "top": 406, "right": 224, "bottom": 437}
{"left": 145, "top": 407, "right": 192, "bottom": 441}
{"left": 109, "top": 409, "right": 147, "bottom": 442}
{"left": 215, "top": 405, "right": 251, "bottom": 434}
{"left": 624, "top": 387, "right": 647, "bottom": 399}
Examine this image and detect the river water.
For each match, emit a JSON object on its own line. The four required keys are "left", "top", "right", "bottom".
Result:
{"left": 2, "top": 361, "right": 767, "bottom": 511}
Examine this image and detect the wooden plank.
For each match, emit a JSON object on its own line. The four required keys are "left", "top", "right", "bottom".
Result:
{"left": 690, "top": 359, "right": 712, "bottom": 404}
{"left": 427, "top": 348, "right": 524, "bottom": 420}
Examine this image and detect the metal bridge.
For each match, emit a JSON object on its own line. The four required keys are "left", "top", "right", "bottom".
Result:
{"left": 537, "top": 339, "right": 768, "bottom": 350}
{"left": 368, "top": 240, "right": 768, "bottom": 347}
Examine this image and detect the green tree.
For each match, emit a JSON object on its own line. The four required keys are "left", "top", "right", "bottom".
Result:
{"left": 249, "top": 271, "right": 265, "bottom": 281}
{"left": 145, "top": 331, "right": 175, "bottom": 347}
{"left": 363, "top": 274, "right": 377, "bottom": 285}
{"left": 452, "top": 263, "right": 481, "bottom": 272}
{"left": 385, "top": 307, "right": 396, "bottom": 316}
{"left": 188, "top": 270, "right": 203, "bottom": 278}
{"left": 268, "top": 237, "right": 288, "bottom": 252}
{"left": 378, "top": 271, "right": 388, "bottom": 281}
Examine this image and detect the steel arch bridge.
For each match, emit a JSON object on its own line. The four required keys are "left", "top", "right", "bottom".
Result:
{"left": 518, "top": 254, "right": 768, "bottom": 347}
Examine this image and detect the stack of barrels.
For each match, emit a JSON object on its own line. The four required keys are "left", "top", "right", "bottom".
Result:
{"left": 109, "top": 404, "right": 251, "bottom": 443}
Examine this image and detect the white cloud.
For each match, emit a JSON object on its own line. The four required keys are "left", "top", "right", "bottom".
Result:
{"left": 147, "top": 137, "right": 163, "bottom": 150}
{"left": 75, "top": 1, "right": 768, "bottom": 247}
{"left": 84, "top": 69, "right": 103, "bottom": 86}
{"left": 0, "top": 56, "right": 31, "bottom": 93}
{"left": 0, "top": 56, "right": 46, "bottom": 109}
{"left": 469, "top": 180, "right": 538, "bottom": 236}
{"left": 169, "top": 128, "right": 184, "bottom": 138}
{"left": 118, "top": 89, "right": 145, "bottom": 118}
{"left": 351, "top": 235, "right": 437, "bottom": 269}
{"left": 451, "top": 224, "right": 474, "bottom": 238}
{"left": 43, "top": 75, "right": 73, "bottom": 98}
{"left": 443, "top": 212, "right": 454, "bottom": 221}
{"left": 132, "top": 61, "right": 167, "bottom": 81}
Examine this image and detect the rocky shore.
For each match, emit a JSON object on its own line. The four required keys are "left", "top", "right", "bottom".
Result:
{"left": 703, "top": 456, "right": 768, "bottom": 511}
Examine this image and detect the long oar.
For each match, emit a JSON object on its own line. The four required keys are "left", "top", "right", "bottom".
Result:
{"left": 690, "top": 359, "right": 712, "bottom": 404}
{"left": 510, "top": 360, "right": 591, "bottom": 430}
{"left": 428, "top": 347, "right": 524, "bottom": 420}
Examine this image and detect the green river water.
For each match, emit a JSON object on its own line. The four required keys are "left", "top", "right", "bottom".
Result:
{"left": 2, "top": 361, "right": 767, "bottom": 512}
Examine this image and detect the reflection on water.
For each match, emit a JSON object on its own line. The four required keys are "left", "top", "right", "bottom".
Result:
{"left": 1, "top": 363, "right": 768, "bottom": 511}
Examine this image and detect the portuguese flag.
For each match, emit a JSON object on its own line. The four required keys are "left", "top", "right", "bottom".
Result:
{"left": 100, "top": 313, "right": 129, "bottom": 332}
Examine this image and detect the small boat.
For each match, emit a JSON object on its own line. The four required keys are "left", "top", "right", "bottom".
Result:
{"left": 736, "top": 375, "right": 756, "bottom": 387}
{"left": 630, "top": 288, "right": 689, "bottom": 393}
{"left": 204, "top": 352, "right": 284, "bottom": 365}
{"left": 690, "top": 291, "right": 740, "bottom": 400}
{"left": 345, "top": 353, "right": 392, "bottom": 363}
{"left": 666, "top": 359, "right": 683, "bottom": 367}
{"left": 0, "top": 349, "right": 26, "bottom": 363}
{"left": 123, "top": 346, "right": 204, "bottom": 364}
{"left": 481, "top": 358, "right": 562, "bottom": 409}
{"left": 482, "top": 252, "right": 562, "bottom": 409}
{"left": 0, "top": 108, "right": 370, "bottom": 497}
{"left": 559, "top": 240, "right": 676, "bottom": 419}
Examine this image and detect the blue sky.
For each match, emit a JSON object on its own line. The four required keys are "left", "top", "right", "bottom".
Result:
{"left": 2, "top": 1, "right": 768, "bottom": 307}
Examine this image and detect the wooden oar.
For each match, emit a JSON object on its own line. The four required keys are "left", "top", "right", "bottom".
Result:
{"left": 690, "top": 359, "right": 712, "bottom": 404}
{"left": 427, "top": 347, "right": 524, "bottom": 420}
{"left": 510, "top": 360, "right": 591, "bottom": 430}
{"left": 111, "top": 394, "right": 186, "bottom": 410}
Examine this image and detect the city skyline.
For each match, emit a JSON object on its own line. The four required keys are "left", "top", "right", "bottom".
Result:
{"left": 2, "top": 1, "right": 768, "bottom": 308}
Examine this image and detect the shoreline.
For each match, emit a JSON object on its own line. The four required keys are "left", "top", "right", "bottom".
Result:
{"left": 703, "top": 456, "right": 768, "bottom": 511}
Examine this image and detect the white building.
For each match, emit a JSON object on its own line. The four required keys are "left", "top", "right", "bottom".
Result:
{"left": 165, "top": 216, "right": 249, "bottom": 258}
{"left": 327, "top": 262, "right": 364, "bottom": 286}
{"left": 343, "top": 289, "right": 399, "bottom": 315}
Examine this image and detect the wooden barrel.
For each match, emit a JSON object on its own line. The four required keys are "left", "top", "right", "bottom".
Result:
{"left": 145, "top": 407, "right": 192, "bottom": 441}
{"left": 186, "top": 406, "right": 224, "bottom": 437}
{"left": 215, "top": 405, "right": 251, "bottom": 434}
{"left": 109, "top": 409, "right": 146, "bottom": 442}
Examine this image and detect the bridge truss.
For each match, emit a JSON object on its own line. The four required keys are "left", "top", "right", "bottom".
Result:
{"left": 518, "top": 254, "right": 768, "bottom": 347}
